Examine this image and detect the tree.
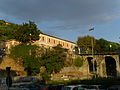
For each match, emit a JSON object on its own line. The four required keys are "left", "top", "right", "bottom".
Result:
{"left": 0, "top": 20, "right": 41, "bottom": 42}
{"left": 0, "top": 20, "right": 19, "bottom": 40}
{"left": 39, "top": 45, "right": 67, "bottom": 82}
{"left": 77, "top": 35, "right": 96, "bottom": 53}
{"left": 9, "top": 44, "right": 41, "bottom": 75}
{"left": 41, "top": 45, "right": 67, "bottom": 74}
{"left": 96, "top": 38, "right": 120, "bottom": 52}
{"left": 0, "top": 20, "right": 6, "bottom": 25}
{"left": 14, "top": 21, "right": 41, "bottom": 43}
{"left": 96, "top": 38, "right": 109, "bottom": 52}
{"left": 74, "top": 56, "right": 83, "bottom": 67}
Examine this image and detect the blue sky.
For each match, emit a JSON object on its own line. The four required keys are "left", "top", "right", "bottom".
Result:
{"left": 0, "top": 0, "right": 120, "bottom": 43}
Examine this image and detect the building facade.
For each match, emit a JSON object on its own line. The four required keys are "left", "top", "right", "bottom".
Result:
{"left": 33, "top": 33, "right": 76, "bottom": 51}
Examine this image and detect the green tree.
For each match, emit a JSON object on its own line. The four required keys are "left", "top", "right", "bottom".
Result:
{"left": 41, "top": 46, "right": 67, "bottom": 74}
{"left": 14, "top": 21, "right": 41, "bottom": 43}
{"left": 96, "top": 38, "right": 109, "bottom": 52}
{"left": 0, "top": 20, "right": 6, "bottom": 25}
{"left": 74, "top": 56, "right": 83, "bottom": 67}
{"left": 77, "top": 35, "right": 96, "bottom": 53}
{"left": 96, "top": 38, "right": 120, "bottom": 52}
{"left": 39, "top": 45, "right": 67, "bottom": 82}
{"left": 9, "top": 44, "right": 41, "bottom": 75}
{"left": 0, "top": 20, "right": 19, "bottom": 40}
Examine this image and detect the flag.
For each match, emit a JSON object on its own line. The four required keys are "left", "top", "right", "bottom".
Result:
{"left": 89, "top": 27, "right": 94, "bottom": 31}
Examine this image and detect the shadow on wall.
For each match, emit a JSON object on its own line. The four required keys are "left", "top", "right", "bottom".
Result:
{"left": 105, "top": 56, "right": 117, "bottom": 77}
{"left": 87, "top": 57, "right": 97, "bottom": 73}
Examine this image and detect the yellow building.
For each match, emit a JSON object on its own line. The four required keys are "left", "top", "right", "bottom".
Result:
{"left": 33, "top": 33, "right": 76, "bottom": 51}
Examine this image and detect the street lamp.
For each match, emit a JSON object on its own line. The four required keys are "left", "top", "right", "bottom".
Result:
{"left": 30, "top": 33, "right": 32, "bottom": 43}
{"left": 109, "top": 44, "right": 112, "bottom": 52}
{"left": 29, "top": 33, "right": 32, "bottom": 55}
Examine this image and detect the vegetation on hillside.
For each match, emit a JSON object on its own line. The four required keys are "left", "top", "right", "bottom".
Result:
{"left": 0, "top": 20, "right": 41, "bottom": 43}
{"left": 41, "top": 45, "right": 67, "bottom": 74}
{"left": 9, "top": 44, "right": 42, "bottom": 75}
{"left": 96, "top": 38, "right": 120, "bottom": 53}
{"left": 0, "top": 20, "right": 19, "bottom": 40}
{"left": 9, "top": 44, "right": 67, "bottom": 79}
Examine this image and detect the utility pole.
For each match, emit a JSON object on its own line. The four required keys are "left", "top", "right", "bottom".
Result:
{"left": 89, "top": 27, "right": 95, "bottom": 76}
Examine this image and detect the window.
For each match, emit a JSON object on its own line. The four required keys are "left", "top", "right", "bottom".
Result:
{"left": 42, "top": 37, "right": 44, "bottom": 41}
{"left": 49, "top": 38, "right": 50, "bottom": 42}
{"left": 63, "top": 42, "right": 64, "bottom": 46}
{"left": 67, "top": 44, "right": 69, "bottom": 47}
{"left": 54, "top": 40, "right": 55, "bottom": 44}
{"left": 59, "top": 41, "right": 60, "bottom": 44}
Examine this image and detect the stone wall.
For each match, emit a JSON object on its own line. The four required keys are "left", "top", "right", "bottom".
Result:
{"left": 0, "top": 56, "right": 26, "bottom": 76}
{"left": 79, "top": 54, "right": 120, "bottom": 77}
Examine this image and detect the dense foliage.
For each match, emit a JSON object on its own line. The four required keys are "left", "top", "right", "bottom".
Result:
{"left": 96, "top": 38, "right": 120, "bottom": 53}
{"left": 77, "top": 36, "right": 120, "bottom": 53}
{"left": 9, "top": 44, "right": 67, "bottom": 77}
{"left": 14, "top": 21, "right": 41, "bottom": 43}
{"left": 0, "top": 20, "right": 41, "bottom": 43}
{"left": 41, "top": 45, "right": 67, "bottom": 74}
{"left": 0, "top": 20, "right": 19, "bottom": 40}
{"left": 9, "top": 44, "right": 41, "bottom": 75}
{"left": 39, "top": 45, "right": 67, "bottom": 83}
{"left": 74, "top": 56, "right": 83, "bottom": 67}
{"left": 77, "top": 35, "right": 96, "bottom": 53}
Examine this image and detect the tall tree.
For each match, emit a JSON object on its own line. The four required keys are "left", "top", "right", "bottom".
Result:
{"left": 14, "top": 21, "right": 41, "bottom": 43}
{"left": 41, "top": 45, "right": 67, "bottom": 74}
{"left": 39, "top": 45, "right": 67, "bottom": 82}
{"left": 77, "top": 35, "right": 96, "bottom": 54}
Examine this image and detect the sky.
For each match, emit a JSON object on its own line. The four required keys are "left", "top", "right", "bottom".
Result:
{"left": 0, "top": 0, "right": 120, "bottom": 43}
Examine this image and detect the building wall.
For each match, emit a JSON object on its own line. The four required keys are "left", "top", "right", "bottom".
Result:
{"left": 5, "top": 40, "right": 21, "bottom": 54}
{"left": 33, "top": 34, "right": 76, "bottom": 51}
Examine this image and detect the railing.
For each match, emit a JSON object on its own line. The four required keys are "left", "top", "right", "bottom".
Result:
{"left": 79, "top": 52, "right": 120, "bottom": 55}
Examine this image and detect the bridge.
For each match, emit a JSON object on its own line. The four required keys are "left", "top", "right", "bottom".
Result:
{"left": 79, "top": 52, "right": 120, "bottom": 77}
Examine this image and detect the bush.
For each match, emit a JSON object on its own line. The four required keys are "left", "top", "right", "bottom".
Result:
{"left": 74, "top": 56, "right": 83, "bottom": 67}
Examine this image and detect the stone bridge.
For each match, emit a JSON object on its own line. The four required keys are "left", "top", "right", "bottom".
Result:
{"left": 79, "top": 53, "right": 120, "bottom": 77}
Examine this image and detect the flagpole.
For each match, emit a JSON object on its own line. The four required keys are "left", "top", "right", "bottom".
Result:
{"left": 89, "top": 27, "right": 95, "bottom": 76}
